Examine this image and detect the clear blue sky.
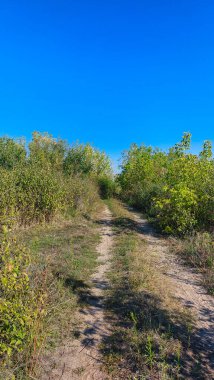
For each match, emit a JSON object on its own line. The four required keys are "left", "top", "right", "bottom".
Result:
{"left": 0, "top": 0, "right": 213, "bottom": 168}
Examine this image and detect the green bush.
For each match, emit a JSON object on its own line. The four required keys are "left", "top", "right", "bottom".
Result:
{"left": 14, "top": 165, "right": 64, "bottom": 225}
{"left": 0, "top": 169, "right": 17, "bottom": 229}
{"left": 0, "top": 132, "right": 113, "bottom": 228}
{"left": 98, "top": 176, "right": 115, "bottom": 199}
{"left": 153, "top": 184, "right": 198, "bottom": 235}
{"left": 63, "top": 143, "right": 112, "bottom": 177}
{"left": 0, "top": 231, "right": 37, "bottom": 359}
{"left": 29, "top": 132, "right": 67, "bottom": 171}
{"left": 119, "top": 133, "right": 214, "bottom": 235}
{"left": 65, "top": 175, "right": 100, "bottom": 215}
{"left": 0, "top": 166, "right": 65, "bottom": 228}
{"left": 0, "top": 137, "right": 26, "bottom": 170}
{"left": 0, "top": 131, "right": 113, "bottom": 378}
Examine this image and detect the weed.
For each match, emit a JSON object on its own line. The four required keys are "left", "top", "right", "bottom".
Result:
{"left": 145, "top": 335, "right": 155, "bottom": 368}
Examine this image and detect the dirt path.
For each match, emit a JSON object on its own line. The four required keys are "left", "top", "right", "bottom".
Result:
{"left": 41, "top": 206, "right": 113, "bottom": 380}
{"left": 40, "top": 204, "right": 214, "bottom": 379}
{"left": 131, "top": 209, "right": 214, "bottom": 377}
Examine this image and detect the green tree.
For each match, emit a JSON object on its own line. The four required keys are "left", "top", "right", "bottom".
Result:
{"left": 119, "top": 133, "right": 214, "bottom": 234}
{"left": 63, "top": 143, "right": 112, "bottom": 178}
{"left": 29, "top": 131, "right": 67, "bottom": 171}
{"left": 0, "top": 137, "right": 26, "bottom": 169}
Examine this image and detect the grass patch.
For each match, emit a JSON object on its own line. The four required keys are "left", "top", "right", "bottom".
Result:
{"left": 171, "top": 232, "right": 214, "bottom": 295}
{"left": 102, "top": 199, "right": 203, "bottom": 379}
{"left": 1, "top": 210, "right": 101, "bottom": 380}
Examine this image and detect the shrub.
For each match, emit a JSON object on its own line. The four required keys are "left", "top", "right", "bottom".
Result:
{"left": 0, "top": 166, "right": 65, "bottom": 228}
{"left": 0, "top": 169, "right": 17, "bottom": 229}
{"left": 0, "top": 132, "right": 113, "bottom": 228}
{"left": 65, "top": 175, "right": 100, "bottom": 215}
{"left": 153, "top": 184, "right": 198, "bottom": 235}
{"left": 0, "top": 137, "right": 26, "bottom": 170}
{"left": 0, "top": 131, "right": 113, "bottom": 378}
{"left": 0, "top": 231, "right": 37, "bottom": 359}
{"left": 29, "top": 132, "right": 67, "bottom": 171}
{"left": 63, "top": 143, "right": 112, "bottom": 177}
{"left": 98, "top": 176, "right": 115, "bottom": 199}
{"left": 119, "top": 133, "right": 214, "bottom": 235}
{"left": 15, "top": 165, "right": 65, "bottom": 225}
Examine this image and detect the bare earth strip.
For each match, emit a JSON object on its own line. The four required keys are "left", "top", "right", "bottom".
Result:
{"left": 41, "top": 206, "right": 113, "bottom": 380}
{"left": 131, "top": 209, "right": 214, "bottom": 377}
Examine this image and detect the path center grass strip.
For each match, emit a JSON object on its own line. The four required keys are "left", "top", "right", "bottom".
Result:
{"left": 103, "top": 199, "right": 203, "bottom": 380}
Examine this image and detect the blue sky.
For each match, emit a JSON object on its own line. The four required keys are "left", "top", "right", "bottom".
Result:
{"left": 0, "top": 0, "right": 213, "bottom": 169}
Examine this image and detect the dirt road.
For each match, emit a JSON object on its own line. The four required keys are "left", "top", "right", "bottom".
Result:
{"left": 41, "top": 204, "right": 214, "bottom": 379}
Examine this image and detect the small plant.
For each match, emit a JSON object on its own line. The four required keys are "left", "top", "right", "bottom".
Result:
{"left": 175, "top": 343, "right": 181, "bottom": 372}
{"left": 130, "top": 311, "right": 138, "bottom": 330}
{"left": 145, "top": 335, "right": 155, "bottom": 369}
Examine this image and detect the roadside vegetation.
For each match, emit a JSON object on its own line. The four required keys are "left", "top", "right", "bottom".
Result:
{"left": 118, "top": 133, "right": 213, "bottom": 235}
{"left": 0, "top": 132, "right": 113, "bottom": 379}
{"left": 104, "top": 199, "right": 205, "bottom": 379}
{"left": 170, "top": 232, "right": 214, "bottom": 294}
{"left": 0, "top": 131, "right": 213, "bottom": 378}
{"left": 118, "top": 133, "right": 214, "bottom": 293}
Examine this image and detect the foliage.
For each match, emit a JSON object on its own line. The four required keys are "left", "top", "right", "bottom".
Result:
{"left": 64, "top": 175, "right": 100, "bottom": 215}
{"left": 0, "top": 231, "right": 38, "bottom": 359}
{"left": 0, "top": 168, "right": 17, "bottom": 229}
{"left": 0, "top": 131, "right": 113, "bottom": 227}
{"left": 63, "top": 143, "right": 112, "bottom": 178}
{"left": 119, "top": 133, "right": 214, "bottom": 235}
{"left": 0, "top": 137, "right": 26, "bottom": 170}
{"left": 29, "top": 132, "right": 67, "bottom": 171}
{"left": 15, "top": 165, "right": 65, "bottom": 225}
{"left": 98, "top": 176, "right": 116, "bottom": 199}
{"left": 153, "top": 184, "right": 198, "bottom": 234}
{"left": 0, "top": 130, "right": 113, "bottom": 377}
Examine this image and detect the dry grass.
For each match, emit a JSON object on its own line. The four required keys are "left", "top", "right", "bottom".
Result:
{"left": 1, "top": 205, "right": 103, "bottom": 380}
{"left": 102, "top": 199, "right": 202, "bottom": 380}
{"left": 171, "top": 232, "right": 214, "bottom": 294}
